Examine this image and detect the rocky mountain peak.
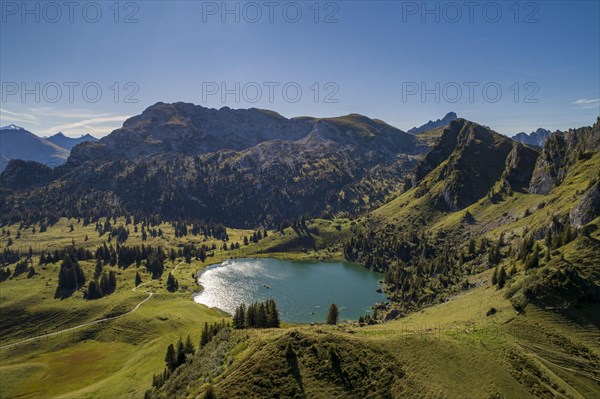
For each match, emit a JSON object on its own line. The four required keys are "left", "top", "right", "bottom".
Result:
{"left": 408, "top": 112, "right": 458, "bottom": 135}
{"left": 0, "top": 124, "right": 24, "bottom": 131}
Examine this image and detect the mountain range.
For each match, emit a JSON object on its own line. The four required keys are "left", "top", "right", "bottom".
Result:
{"left": 512, "top": 128, "right": 552, "bottom": 147}
{"left": 1, "top": 104, "right": 598, "bottom": 230}
{"left": 1, "top": 103, "right": 435, "bottom": 226}
{"left": 0, "top": 125, "right": 96, "bottom": 172}
{"left": 45, "top": 131, "right": 98, "bottom": 150}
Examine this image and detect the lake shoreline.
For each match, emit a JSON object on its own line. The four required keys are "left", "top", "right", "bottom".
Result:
{"left": 193, "top": 257, "right": 386, "bottom": 324}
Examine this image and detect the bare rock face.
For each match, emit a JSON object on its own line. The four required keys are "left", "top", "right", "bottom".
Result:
{"left": 570, "top": 182, "right": 600, "bottom": 228}
{"left": 529, "top": 133, "right": 568, "bottom": 195}
{"left": 502, "top": 142, "right": 539, "bottom": 191}
{"left": 530, "top": 118, "right": 600, "bottom": 195}
{"left": 413, "top": 119, "right": 521, "bottom": 212}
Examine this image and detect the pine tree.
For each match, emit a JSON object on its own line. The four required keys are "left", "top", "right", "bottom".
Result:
{"left": 260, "top": 302, "right": 270, "bottom": 327}
{"left": 233, "top": 304, "right": 246, "bottom": 329}
{"left": 266, "top": 299, "right": 280, "bottom": 328}
{"left": 200, "top": 322, "right": 209, "bottom": 347}
{"left": 245, "top": 303, "right": 257, "bottom": 328}
{"left": 176, "top": 337, "right": 186, "bottom": 366}
{"left": 167, "top": 273, "right": 179, "bottom": 292}
{"left": 135, "top": 271, "right": 142, "bottom": 287}
{"left": 184, "top": 335, "right": 195, "bottom": 354}
{"left": 165, "top": 343, "right": 177, "bottom": 370}
{"left": 326, "top": 303, "right": 339, "bottom": 325}
{"left": 108, "top": 271, "right": 117, "bottom": 294}
{"left": 497, "top": 266, "right": 507, "bottom": 289}
{"left": 491, "top": 267, "right": 498, "bottom": 285}
{"left": 524, "top": 243, "right": 540, "bottom": 270}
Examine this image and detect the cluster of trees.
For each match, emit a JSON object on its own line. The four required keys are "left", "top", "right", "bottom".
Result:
{"left": 56, "top": 255, "right": 86, "bottom": 298}
{"left": 149, "top": 321, "right": 229, "bottom": 396}
{"left": 242, "top": 228, "right": 268, "bottom": 246}
{"left": 518, "top": 219, "right": 578, "bottom": 271}
{"left": 171, "top": 220, "right": 228, "bottom": 241}
{"left": 150, "top": 336, "right": 196, "bottom": 391}
{"left": 40, "top": 247, "right": 94, "bottom": 265}
{"left": 95, "top": 218, "right": 164, "bottom": 242}
{"left": 344, "top": 225, "right": 507, "bottom": 312}
{"left": 200, "top": 320, "right": 230, "bottom": 347}
{"left": 232, "top": 300, "right": 280, "bottom": 329}
{"left": 358, "top": 314, "right": 376, "bottom": 326}
{"left": 1, "top": 248, "right": 20, "bottom": 265}
{"left": 277, "top": 216, "right": 310, "bottom": 233}
{"left": 86, "top": 270, "right": 117, "bottom": 299}
{"left": 94, "top": 243, "right": 166, "bottom": 278}
{"left": 164, "top": 336, "right": 196, "bottom": 371}
{"left": 12, "top": 260, "right": 34, "bottom": 278}
{"left": 109, "top": 225, "right": 129, "bottom": 243}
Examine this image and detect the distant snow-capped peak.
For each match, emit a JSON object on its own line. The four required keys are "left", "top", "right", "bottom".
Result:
{"left": 0, "top": 124, "right": 24, "bottom": 131}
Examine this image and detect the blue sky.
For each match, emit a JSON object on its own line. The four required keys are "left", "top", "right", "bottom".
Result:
{"left": 1, "top": 0, "right": 598, "bottom": 137}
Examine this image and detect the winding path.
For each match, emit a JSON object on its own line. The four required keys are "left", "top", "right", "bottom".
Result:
{"left": 0, "top": 261, "right": 184, "bottom": 350}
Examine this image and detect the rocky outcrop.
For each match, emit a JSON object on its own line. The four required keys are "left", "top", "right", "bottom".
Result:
{"left": 530, "top": 118, "right": 600, "bottom": 195}
{"left": 411, "top": 119, "right": 463, "bottom": 185}
{"left": 413, "top": 119, "right": 516, "bottom": 211}
{"left": 502, "top": 142, "right": 539, "bottom": 191}
{"left": 570, "top": 182, "right": 600, "bottom": 227}
{"left": 408, "top": 112, "right": 457, "bottom": 135}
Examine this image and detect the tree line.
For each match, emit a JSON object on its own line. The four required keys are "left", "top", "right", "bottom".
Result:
{"left": 232, "top": 299, "right": 280, "bottom": 329}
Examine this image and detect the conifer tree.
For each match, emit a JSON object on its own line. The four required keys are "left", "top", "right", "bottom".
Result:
{"left": 327, "top": 303, "right": 339, "bottom": 325}
{"left": 267, "top": 299, "right": 280, "bottom": 328}
{"left": 497, "top": 266, "right": 507, "bottom": 289}
{"left": 165, "top": 343, "right": 177, "bottom": 370}
{"left": 176, "top": 337, "right": 186, "bottom": 366}
{"left": 184, "top": 335, "right": 195, "bottom": 354}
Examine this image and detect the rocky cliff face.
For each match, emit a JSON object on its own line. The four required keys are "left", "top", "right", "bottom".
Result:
{"left": 502, "top": 142, "right": 539, "bottom": 191}
{"left": 411, "top": 119, "right": 539, "bottom": 212}
{"left": 570, "top": 181, "right": 600, "bottom": 228}
{"left": 530, "top": 118, "right": 600, "bottom": 195}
